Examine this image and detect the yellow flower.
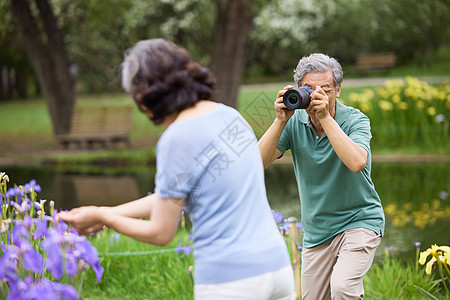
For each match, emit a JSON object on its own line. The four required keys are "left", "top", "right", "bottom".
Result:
{"left": 444, "top": 252, "right": 450, "bottom": 265}
{"left": 427, "top": 107, "right": 436, "bottom": 116}
{"left": 0, "top": 172, "right": 9, "bottom": 186}
{"left": 419, "top": 244, "right": 450, "bottom": 274}
{"left": 392, "top": 94, "right": 401, "bottom": 103}
{"left": 398, "top": 102, "right": 408, "bottom": 110}
{"left": 378, "top": 100, "right": 393, "bottom": 111}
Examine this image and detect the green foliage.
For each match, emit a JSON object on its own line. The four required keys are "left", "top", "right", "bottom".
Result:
{"left": 364, "top": 257, "right": 441, "bottom": 300}
{"left": 2, "top": 0, "right": 449, "bottom": 96}
{"left": 81, "top": 229, "right": 450, "bottom": 299}
{"left": 247, "top": 0, "right": 450, "bottom": 76}
{"left": 83, "top": 230, "right": 194, "bottom": 300}
{"left": 344, "top": 77, "right": 450, "bottom": 153}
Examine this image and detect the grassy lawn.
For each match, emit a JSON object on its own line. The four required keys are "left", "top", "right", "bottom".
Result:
{"left": 79, "top": 229, "right": 447, "bottom": 300}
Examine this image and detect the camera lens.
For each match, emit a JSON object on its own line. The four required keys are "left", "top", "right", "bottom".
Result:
{"left": 288, "top": 94, "right": 298, "bottom": 105}
{"left": 283, "top": 88, "right": 311, "bottom": 110}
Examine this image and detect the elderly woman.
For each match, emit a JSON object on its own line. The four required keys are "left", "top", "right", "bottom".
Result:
{"left": 59, "top": 39, "right": 295, "bottom": 300}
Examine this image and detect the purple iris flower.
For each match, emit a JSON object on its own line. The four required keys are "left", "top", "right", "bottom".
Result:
{"left": 54, "top": 281, "right": 79, "bottom": 300}
{"left": 176, "top": 245, "right": 193, "bottom": 256}
{"left": 25, "top": 179, "right": 41, "bottom": 194}
{"left": 0, "top": 249, "right": 19, "bottom": 282}
{"left": 22, "top": 215, "right": 32, "bottom": 228}
{"left": 18, "top": 277, "right": 78, "bottom": 300}
{"left": 46, "top": 243, "right": 64, "bottom": 280}
{"left": 91, "top": 261, "right": 104, "bottom": 282}
{"left": 11, "top": 222, "right": 28, "bottom": 243}
{"left": 6, "top": 278, "right": 27, "bottom": 300}
{"left": 281, "top": 222, "right": 290, "bottom": 232}
{"left": 81, "top": 239, "right": 100, "bottom": 264}
{"left": 41, "top": 229, "right": 64, "bottom": 280}
{"left": 272, "top": 211, "right": 283, "bottom": 224}
{"left": 65, "top": 256, "right": 78, "bottom": 277}
{"left": 2, "top": 176, "right": 105, "bottom": 299}
{"left": 55, "top": 219, "right": 69, "bottom": 234}
{"left": 21, "top": 240, "right": 44, "bottom": 274}
{"left": 9, "top": 200, "right": 28, "bottom": 215}
{"left": 72, "top": 236, "right": 104, "bottom": 281}
{"left": 6, "top": 187, "right": 21, "bottom": 200}
{"left": 33, "top": 218, "right": 48, "bottom": 240}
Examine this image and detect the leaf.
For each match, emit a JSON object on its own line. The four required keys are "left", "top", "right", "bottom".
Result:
{"left": 413, "top": 285, "right": 439, "bottom": 300}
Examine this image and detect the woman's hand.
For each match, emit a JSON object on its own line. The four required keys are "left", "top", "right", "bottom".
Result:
{"left": 58, "top": 206, "right": 106, "bottom": 235}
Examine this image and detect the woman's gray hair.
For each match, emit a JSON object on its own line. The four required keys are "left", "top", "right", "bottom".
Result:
{"left": 119, "top": 38, "right": 215, "bottom": 124}
{"left": 293, "top": 53, "right": 343, "bottom": 90}
{"left": 121, "top": 38, "right": 170, "bottom": 93}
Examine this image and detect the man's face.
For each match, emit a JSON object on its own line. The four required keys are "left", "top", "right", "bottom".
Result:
{"left": 300, "top": 70, "right": 341, "bottom": 113}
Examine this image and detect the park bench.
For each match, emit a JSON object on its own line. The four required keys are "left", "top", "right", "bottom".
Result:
{"left": 354, "top": 52, "right": 396, "bottom": 74}
{"left": 56, "top": 105, "right": 133, "bottom": 149}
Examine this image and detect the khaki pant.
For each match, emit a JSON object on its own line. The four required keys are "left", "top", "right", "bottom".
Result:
{"left": 301, "top": 228, "right": 381, "bottom": 300}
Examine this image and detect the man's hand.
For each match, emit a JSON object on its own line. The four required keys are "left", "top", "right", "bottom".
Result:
{"left": 307, "top": 86, "right": 331, "bottom": 121}
{"left": 275, "top": 85, "right": 296, "bottom": 122}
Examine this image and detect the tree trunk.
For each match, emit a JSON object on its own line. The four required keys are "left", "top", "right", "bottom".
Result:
{"left": 10, "top": 0, "right": 75, "bottom": 135}
{"left": 211, "top": 0, "right": 254, "bottom": 108}
{"left": 0, "top": 59, "right": 5, "bottom": 101}
{"left": 15, "top": 69, "right": 29, "bottom": 99}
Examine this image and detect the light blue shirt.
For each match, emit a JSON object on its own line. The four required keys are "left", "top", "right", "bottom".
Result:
{"left": 277, "top": 100, "right": 385, "bottom": 248}
{"left": 155, "top": 104, "right": 291, "bottom": 284}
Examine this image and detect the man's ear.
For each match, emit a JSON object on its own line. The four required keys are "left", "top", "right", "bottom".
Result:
{"left": 336, "top": 84, "right": 342, "bottom": 98}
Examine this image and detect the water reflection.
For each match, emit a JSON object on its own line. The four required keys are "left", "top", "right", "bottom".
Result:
{"left": 2, "top": 162, "right": 449, "bottom": 261}
{"left": 53, "top": 174, "right": 140, "bottom": 208}
{"left": 265, "top": 162, "right": 450, "bottom": 261}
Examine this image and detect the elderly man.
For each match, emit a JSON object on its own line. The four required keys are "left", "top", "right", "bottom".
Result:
{"left": 258, "top": 53, "right": 385, "bottom": 299}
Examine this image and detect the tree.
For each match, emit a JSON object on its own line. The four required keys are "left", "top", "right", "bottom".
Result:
{"left": 120, "top": 0, "right": 256, "bottom": 109}
{"left": 9, "top": 0, "right": 75, "bottom": 135}
{"left": 130, "top": 0, "right": 255, "bottom": 109}
{"left": 210, "top": 0, "right": 254, "bottom": 108}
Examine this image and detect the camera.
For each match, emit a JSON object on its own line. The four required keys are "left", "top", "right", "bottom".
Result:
{"left": 283, "top": 86, "right": 315, "bottom": 110}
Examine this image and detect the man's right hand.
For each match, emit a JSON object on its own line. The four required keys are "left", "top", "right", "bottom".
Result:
{"left": 275, "top": 85, "right": 296, "bottom": 122}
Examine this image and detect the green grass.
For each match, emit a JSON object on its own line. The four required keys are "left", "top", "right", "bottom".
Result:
{"left": 80, "top": 229, "right": 448, "bottom": 300}
{"left": 0, "top": 94, "right": 164, "bottom": 139}
{"left": 389, "top": 47, "right": 450, "bottom": 78}
{"left": 364, "top": 257, "right": 442, "bottom": 300}
{"left": 82, "top": 229, "right": 194, "bottom": 300}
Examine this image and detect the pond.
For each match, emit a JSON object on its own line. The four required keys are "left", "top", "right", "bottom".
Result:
{"left": 2, "top": 162, "right": 449, "bottom": 262}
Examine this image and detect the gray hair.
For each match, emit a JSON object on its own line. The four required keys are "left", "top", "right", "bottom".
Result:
{"left": 121, "top": 38, "right": 173, "bottom": 93}
{"left": 293, "top": 53, "right": 343, "bottom": 90}
{"left": 119, "top": 38, "right": 215, "bottom": 125}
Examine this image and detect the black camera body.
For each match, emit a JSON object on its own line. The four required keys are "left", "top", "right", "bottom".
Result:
{"left": 283, "top": 86, "right": 315, "bottom": 110}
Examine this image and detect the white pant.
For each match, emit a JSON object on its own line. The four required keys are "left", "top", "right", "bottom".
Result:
{"left": 194, "top": 265, "right": 296, "bottom": 300}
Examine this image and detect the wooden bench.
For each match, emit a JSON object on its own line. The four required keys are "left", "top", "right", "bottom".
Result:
{"left": 56, "top": 105, "right": 133, "bottom": 149}
{"left": 354, "top": 52, "right": 396, "bottom": 74}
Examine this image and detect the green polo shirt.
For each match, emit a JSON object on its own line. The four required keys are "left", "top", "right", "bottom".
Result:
{"left": 277, "top": 100, "right": 385, "bottom": 248}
